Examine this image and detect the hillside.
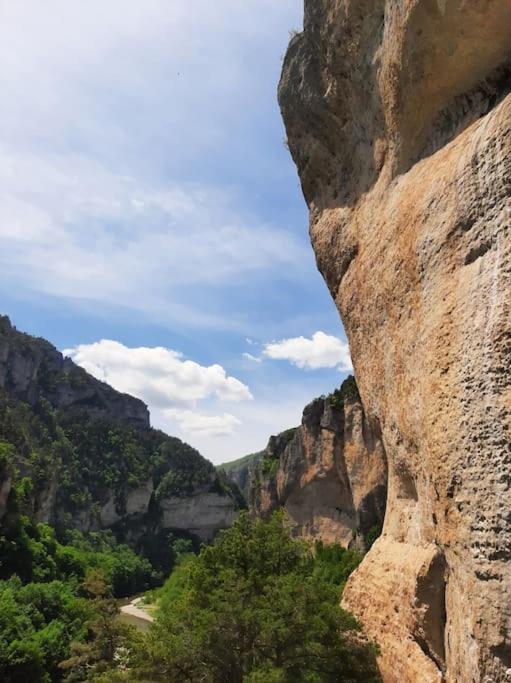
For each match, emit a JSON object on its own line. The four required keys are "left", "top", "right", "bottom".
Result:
{"left": 217, "top": 450, "right": 264, "bottom": 499}
{"left": 0, "top": 316, "right": 241, "bottom": 565}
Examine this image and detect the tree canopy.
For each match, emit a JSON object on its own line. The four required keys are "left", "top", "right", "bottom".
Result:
{"left": 139, "top": 511, "right": 380, "bottom": 683}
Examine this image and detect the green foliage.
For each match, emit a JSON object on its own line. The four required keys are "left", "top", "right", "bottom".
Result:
{"left": 0, "top": 440, "right": 15, "bottom": 472}
{"left": 139, "top": 512, "right": 380, "bottom": 682}
{"left": 59, "top": 572, "right": 139, "bottom": 683}
{"left": 260, "top": 428, "right": 297, "bottom": 479}
{"left": 313, "top": 540, "right": 363, "bottom": 593}
{"left": 0, "top": 524, "right": 152, "bottom": 681}
{"left": 0, "top": 386, "right": 233, "bottom": 526}
{"left": 261, "top": 453, "right": 280, "bottom": 477}
{"left": 364, "top": 525, "right": 382, "bottom": 552}
{"left": 217, "top": 450, "right": 263, "bottom": 474}
{"left": 0, "top": 509, "right": 154, "bottom": 596}
{"left": 144, "top": 553, "right": 195, "bottom": 612}
{"left": 0, "top": 576, "right": 89, "bottom": 682}
{"left": 153, "top": 439, "right": 215, "bottom": 500}
{"left": 58, "top": 530, "right": 154, "bottom": 598}
{"left": 329, "top": 375, "right": 360, "bottom": 409}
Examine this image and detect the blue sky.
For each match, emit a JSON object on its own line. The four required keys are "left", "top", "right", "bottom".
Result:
{"left": 0, "top": 1, "right": 352, "bottom": 464}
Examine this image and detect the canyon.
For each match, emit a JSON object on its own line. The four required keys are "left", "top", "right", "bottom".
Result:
{"left": 279, "top": 1, "right": 511, "bottom": 681}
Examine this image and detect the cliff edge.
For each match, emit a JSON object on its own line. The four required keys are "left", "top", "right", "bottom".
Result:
{"left": 279, "top": 2, "right": 511, "bottom": 681}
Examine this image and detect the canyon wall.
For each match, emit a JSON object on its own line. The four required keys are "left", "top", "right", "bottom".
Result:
{"left": 249, "top": 382, "right": 387, "bottom": 548}
{"left": 0, "top": 315, "right": 149, "bottom": 428}
{"left": 0, "top": 316, "right": 239, "bottom": 543}
{"left": 279, "top": 2, "right": 511, "bottom": 681}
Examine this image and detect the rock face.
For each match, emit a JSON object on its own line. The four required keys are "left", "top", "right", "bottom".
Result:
{"left": 279, "top": 3, "right": 511, "bottom": 681}
{"left": 218, "top": 451, "right": 263, "bottom": 500}
{"left": 249, "top": 385, "right": 387, "bottom": 547}
{"left": 0, "top": 315, "right": 149, "bottom": 428}
{"left": 160, "top": 492, "right": 239, "bottom": 542}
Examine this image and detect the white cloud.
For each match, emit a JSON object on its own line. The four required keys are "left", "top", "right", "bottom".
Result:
{"left": 0, "top": 150, "right": 307, "bottom": 329}
{"left": 165, "top": 409, "right": 241, "bottom": 437}
{"left": 0, "top": 1, "right": 305, "bottom": 331}
{"left": 64, "top": 339, "right": 346, "bottom": 462}
{"left": 65, "top": 339, "right": 252, "bottom": 410}
{"left": 242, "top": 352, "right": 262, "bottom": 363}
{"left": 263, "top": 331, "right": 352, "bottom": 371}
{"left": 65, "top": 339, "right": 255, "bottom": 439}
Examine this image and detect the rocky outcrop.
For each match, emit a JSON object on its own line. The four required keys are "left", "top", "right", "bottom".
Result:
{"left": 279, "top": 2, "right": 511, "bottom": 681}
{"left": 0, "top": 315, "right": 149, "bottom": 427}
{"left": 249, "top": 382, "right": 387, "bottom": 547}
{"left": 160, "top": 491, "right": 239, "bottom": 542}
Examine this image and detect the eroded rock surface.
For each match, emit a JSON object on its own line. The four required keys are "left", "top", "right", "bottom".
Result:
{"left": 249, "top": 386, "right": 387, "bottom": 547}
{"left": 279, "top": 2, "right": 511, "bottom": 681}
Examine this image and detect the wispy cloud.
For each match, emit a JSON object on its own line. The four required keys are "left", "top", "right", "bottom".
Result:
{"left": 0, "top": 1, "right": 305, "bottom": 332}
{"left": 263, "top": 331, "right": 352, "bottom": 371}
{"left": 242, "top": 352, "right": 262, "bottom": 363}
{"left": 0, "top": 149, "right": 307, "bottom": 328}
{"left": 165, "top": 409, "right": 241, "bottom": 438}
{"left": 0, "top": 2, "right": 356, "bottom": 464}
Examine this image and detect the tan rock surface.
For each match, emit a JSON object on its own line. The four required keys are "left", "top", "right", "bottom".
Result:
{"left": 279, "top": 2, "right": 511, "bottom": 680}
{"left": 160, "top": 491, "right": 239, "bottom": 541}
{"left": 249, "top": 393, "right": 387, "bottom": 546}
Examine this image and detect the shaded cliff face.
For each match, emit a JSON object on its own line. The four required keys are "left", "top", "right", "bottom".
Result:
{"left": 279, "top": 3, "right": 511, "bottom": 681}
{"left": 0, "top": 315, "right": 149, "bottom": 427}
{"left": 0, "top": 316, "right": 239, "bottom": 545}
{"left": 249, "top": 385, "right": 387, "bottom": 548}
{"left": 218, "top": 451, "right": 263, "bottom": 500}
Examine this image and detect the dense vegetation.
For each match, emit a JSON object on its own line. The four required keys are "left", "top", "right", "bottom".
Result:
{"left": 329, "top": 376, "right": 360, "bottom": 409}
{"left": 0, "top": 526, "right": 151, "bottom": 682}
{"left": 133, "top": 512, "right": 380, "bottom": 682}
{"left": 0, "top": 321, "right": 379, "bottom": 681}
{"left": 0, "top": 507, "right": 379, "bottom": 682}
{"left": 0, "top": 389, "right": 220, "bottom": 523}
{"left": 217, "top": 450, "right": 263, "bottom": 474}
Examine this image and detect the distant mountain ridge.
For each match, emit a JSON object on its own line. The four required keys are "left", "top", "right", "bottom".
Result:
{"left": 0, "top": 316, "right": 240, "bottom": 563}
{"left": 217, "top": 450, "right": 264, "bottom": 499}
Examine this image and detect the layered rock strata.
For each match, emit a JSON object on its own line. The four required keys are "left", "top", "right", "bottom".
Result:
{"left": 249, "top": 387, "right": 387, "bottom": 547}
{"left": 279, "top": 2, "right": 511, "bottom": 681}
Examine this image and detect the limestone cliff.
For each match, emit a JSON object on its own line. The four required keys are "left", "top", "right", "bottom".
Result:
{"left": 0, "top": 316, "right": 239, "bottom": 545}
{"left": 0, "top": 315, "right": 149, "bottom": 427}
{"left": 279, "top": 2, "right": 511, "bottom": 681}
{"left": 218, "top": 451, "right": 263, "bottom": 500}
{"left": 249, "top": 379, "right": 387, "bottom": 548}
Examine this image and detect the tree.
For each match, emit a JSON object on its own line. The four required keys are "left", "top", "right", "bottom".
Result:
{"left": 59, "top": 571, "right": 138, "bottom": 682}
{"left": 140, "top": 511, "right": 380, "bottom": 682}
